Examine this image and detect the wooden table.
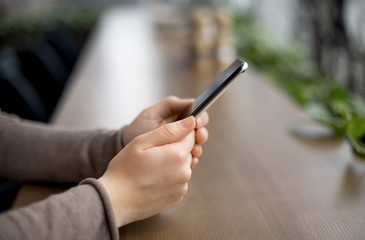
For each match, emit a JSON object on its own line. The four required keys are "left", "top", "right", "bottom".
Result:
{"left": 13, "top": 7, "right": 365, "bottom": 240}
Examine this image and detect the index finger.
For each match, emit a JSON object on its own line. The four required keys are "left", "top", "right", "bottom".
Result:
{"left": 162, "top": 96, "right": 194, "bottom": 118}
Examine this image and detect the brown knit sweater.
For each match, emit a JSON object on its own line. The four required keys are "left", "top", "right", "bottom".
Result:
{"left": 0, "top": 112, "right": 122, "bottom": 240}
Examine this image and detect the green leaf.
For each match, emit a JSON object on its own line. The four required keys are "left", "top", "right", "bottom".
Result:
{"left": 346, "top": 117, "right": 365, "bottom": 139}
{"left": 349, "top": 96, "right": 365, "bottom": 117}
{"left": 346, "top": 117, "right": 365, "bottom": 155}
{"left": 305, "top": 102, "right": 344, "bottom": 135}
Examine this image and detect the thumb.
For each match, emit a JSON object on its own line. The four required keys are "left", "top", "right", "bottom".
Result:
{"left": 140, "top": 116, "right": 195, "bottom": 148}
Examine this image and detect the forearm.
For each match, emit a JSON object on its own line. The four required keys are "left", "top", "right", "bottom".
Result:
{"left": 0, "top": 112, "right": 124, "bottom": 183}
{"left": 0, "top": 179, "right": 119, "bottom": 240}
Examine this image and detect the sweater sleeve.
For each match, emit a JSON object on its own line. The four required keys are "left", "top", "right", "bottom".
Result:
{"left": 0, "top": 112, "right": 124, "bottom": 183}
{"left": 0, "top": 178, "right": 119, "bottom": 240}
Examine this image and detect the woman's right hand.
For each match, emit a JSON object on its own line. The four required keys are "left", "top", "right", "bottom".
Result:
{"left": 98, "top": 116, "right": 196, "bottom": 227}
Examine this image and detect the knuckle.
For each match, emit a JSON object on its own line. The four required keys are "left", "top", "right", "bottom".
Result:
{"left": 166, "top": 95, "right": 178, "bottom": 103}
{"left": 130, "top": 144, "right": 142, "bottom": 157}
{"left": 176, "top": 183, "right": 189, "bottom": 201}
{"left": 175, "top": 150, "right": 187, "bottom": 163}
{"left": 129, "top": 136, "right": 145, "bottom": 154}
{"left": 161, "top": 124, "right": 175, "bottom": 138}
{"left": 181, "top": 183, "right": 189, "bottom": 195}
{"left": 176, "top": 184, "right": 188, "bottom": 201}
{"left": 132, "top": 135, "right": 144, "bottom": 146}
{"left": 167, "top": 95, "right": 177, "bottom": 100}
{"left": 180, "top": 168, "right": 192, "bottom": 183}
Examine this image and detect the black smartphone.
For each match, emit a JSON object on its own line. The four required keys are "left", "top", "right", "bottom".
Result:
{"left": 179, "top": 58, "right": 248, "bottom": 119}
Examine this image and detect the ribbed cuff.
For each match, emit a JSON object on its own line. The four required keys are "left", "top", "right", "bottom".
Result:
{"left": 80, "top": 178, "right": 119, "bottom": 240}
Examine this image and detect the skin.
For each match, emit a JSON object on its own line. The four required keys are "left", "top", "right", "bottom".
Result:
{"left": 98, "top": 96, "right": 209, "bottom": 227}
{"left": 122, "top": 96, "right": 209, "bottom": 168}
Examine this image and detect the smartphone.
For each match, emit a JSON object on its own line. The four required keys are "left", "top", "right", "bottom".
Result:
{"left": 179, "top": 58, "right": 248, "bottom": 119}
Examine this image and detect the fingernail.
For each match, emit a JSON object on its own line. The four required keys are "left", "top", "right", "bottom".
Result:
{"left": 179, "top": 116, "right": 194, "bottom": 129}
{"left": 191, "top": 158, "right": 199, "bottom": 169}
{"left": 196, "top": 118, "right": 202, "bottom": 128}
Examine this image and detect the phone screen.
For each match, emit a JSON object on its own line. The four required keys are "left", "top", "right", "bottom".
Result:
{"left": 179, "top": 59, "right": 248, "bottom": 119}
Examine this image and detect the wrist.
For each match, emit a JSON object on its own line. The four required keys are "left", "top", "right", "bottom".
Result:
{"left": 98, "top": 176, "right": 129, "bottom": 227}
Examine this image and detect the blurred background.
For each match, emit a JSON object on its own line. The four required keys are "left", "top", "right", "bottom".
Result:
{"left": 1, "top": 0, "right": 365, "bottom": 122}
{"left": 1, "top": 0, "right": 365, "bottom": 117}
{"left": 1, "top": 0, "right": 365, "bottom": 210}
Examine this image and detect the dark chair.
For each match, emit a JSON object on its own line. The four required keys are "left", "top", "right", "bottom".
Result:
{"left": 0, "top": 47, "right": 49, "bottom": 122}
{"left": 18, "top": 38, "right": 69, "bottom": 115}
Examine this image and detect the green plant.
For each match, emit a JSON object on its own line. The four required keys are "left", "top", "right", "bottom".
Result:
{"left": 234, "top": 13, "right": 365, "bottom": 156}
{"left": 0, "top": 6, "right": 102, "bottom": 42}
